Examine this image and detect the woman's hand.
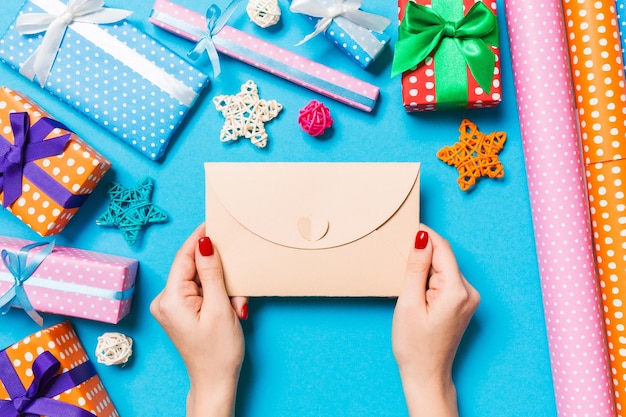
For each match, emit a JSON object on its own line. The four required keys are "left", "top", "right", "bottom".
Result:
{"left": 392, "top": 224, "right": 480, "bottom": 417}
{"left": 150, "top": 224, "right": 248, "bottom": 417}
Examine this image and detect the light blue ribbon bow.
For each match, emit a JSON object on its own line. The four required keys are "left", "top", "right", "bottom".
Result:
{"left": 0, "top": 241, "right": 55, "bottom": 326}
{"left": 188, "top": 0, "right": 244, "bottom": 77}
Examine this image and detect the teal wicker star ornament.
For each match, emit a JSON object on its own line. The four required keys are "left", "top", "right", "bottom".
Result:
{"left": 96, "top": 177, "right": 168, "bottom": 245}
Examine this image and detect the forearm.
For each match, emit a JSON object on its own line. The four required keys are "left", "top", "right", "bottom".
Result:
{"left": 400, "top": 373, "right": 459, "bottom": 417}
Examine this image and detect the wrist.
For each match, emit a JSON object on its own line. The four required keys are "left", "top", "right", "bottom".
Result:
{"left": 399, "top": 371, "right": 458, "bottom": 417}
{"left": 186, "top": 380, "right": 238, "bottom": 417}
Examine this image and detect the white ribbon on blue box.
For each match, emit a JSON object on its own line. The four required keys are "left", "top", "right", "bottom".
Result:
{"left": 289, "top": 0, "right": 391, "bottom": 69}
{"left": 0, "top": 0, "right": 211, "bottom": 161}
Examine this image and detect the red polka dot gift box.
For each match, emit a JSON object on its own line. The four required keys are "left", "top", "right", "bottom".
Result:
{"left": 0, "top": 237, "right": 137, "bottom": 325}
{"left": 0, "top": 86, "right": 111, "bottom": 237}
{"left": 393, "top": 0, "right": 502, "bottom": 111}
{"left": 0, "top": 321, "right": 119, "bottom": 417}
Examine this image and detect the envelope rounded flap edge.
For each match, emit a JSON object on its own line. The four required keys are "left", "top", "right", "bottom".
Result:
{"left": 206, "top": 162, "right": 421, "bottom": 249}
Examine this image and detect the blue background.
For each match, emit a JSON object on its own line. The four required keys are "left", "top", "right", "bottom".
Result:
{"left": 0, "top": 0, "right": 557, "bottom": 416}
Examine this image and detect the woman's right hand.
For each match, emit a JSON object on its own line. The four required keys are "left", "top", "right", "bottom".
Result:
{"left": 392, "top": 224, "right": 480, "bottom": 417}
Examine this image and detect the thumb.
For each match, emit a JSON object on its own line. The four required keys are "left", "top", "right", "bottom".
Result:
{"left": 398, "top": 229, "right": 433, "bottom": 307}
{"left": 195, "top": 236, "right": 231, "bottom": 308}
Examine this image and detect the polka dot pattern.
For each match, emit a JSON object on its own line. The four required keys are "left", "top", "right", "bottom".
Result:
{"left": 149, "top": 0, "right": 380, "bottom": 112}
{"left": 0, "top": 236, "right": 137, "bottom": 324}
{"left": 295, "top": 1, "right": 390, "bottom": 69}
{"left": 0, "top": 0, "right": 210, "bottom": 161}
{"left": 505, "top": 0, "right": 615, "bottom": 415}
{"left": 398, "top": 0, "right": 502, "bottom": 111}
{"left": 0, "top": 322, "right": 119, "bottom": 417}
{"left": 0, "top": 86, "right": 111, "bottom": 237}
{"left": 562, "top": 1, "right": 626, "bottom": 413}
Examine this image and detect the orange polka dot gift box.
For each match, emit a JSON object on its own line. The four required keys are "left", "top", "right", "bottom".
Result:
{"left": 0, "top": 237, "right": 137, "bottom": 325}
{"left": 0, "top": 321, "right": 119, "bottom": 417}
{"left": 392, "top": 0, "right": 502, "bottom": 111}
{"left": 0, "top": 86, "right": 111, "bottom": 237}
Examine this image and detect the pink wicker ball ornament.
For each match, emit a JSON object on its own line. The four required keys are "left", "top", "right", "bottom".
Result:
{"left": 298, "top": 100, "right": 333, "bottom": 136}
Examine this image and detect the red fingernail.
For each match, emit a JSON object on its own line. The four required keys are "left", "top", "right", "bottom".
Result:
{"left": 241, "top": 303, "right": 249, "bottom": 320}
{"left": 198, "top": 237, "right": 214, "bottom": 256}
{"left": 414, "top": 230, "right": 429, "bottom": 250}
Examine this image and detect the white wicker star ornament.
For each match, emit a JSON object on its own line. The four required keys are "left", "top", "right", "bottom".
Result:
{"left": 213, "top": 80, "right": 283, "bottom": 148}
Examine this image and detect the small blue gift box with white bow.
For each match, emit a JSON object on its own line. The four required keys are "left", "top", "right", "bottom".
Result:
{"left": 0, "top": 0, "right": 210, "bottom": 161}
{"left": 289, "top": 0, "right": 391, "bottom": 69}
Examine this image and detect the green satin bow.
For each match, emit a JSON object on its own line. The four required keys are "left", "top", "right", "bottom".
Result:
{"left": 391, "top": 1, "right": 499, "bottom": 93}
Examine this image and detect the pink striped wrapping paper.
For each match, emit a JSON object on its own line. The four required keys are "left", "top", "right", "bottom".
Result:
{"left": 149, "top": 0, "right": 380, "bottom": 112}
{"left": 504, "top": 0, "right": 615, "bottom": 415}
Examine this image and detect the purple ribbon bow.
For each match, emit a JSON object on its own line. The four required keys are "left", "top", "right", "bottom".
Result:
{"left": 0, "top": 112, "right": 73, "bottom": 208}
{"left": 0, "top": 349, "right": 96, "bottom": 417}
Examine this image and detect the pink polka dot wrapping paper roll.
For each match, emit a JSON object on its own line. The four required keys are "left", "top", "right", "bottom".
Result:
{"left": 0, "top": 236, "right": 137, "bottom": 324}
{"left": 561, "top": 0, "right": 626, "bottom": 414}
{"left": 505, "top": 0, "right": 615, "bottom": 415}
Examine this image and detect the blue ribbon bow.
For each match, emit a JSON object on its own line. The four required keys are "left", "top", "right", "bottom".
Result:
{"left": 0, "top": 349, "right": 96, "bottom": 417}
{"left": 0, "top": 112, "right": 73, "bottom": 208}
{"left": 187, "top": 0, "right": 244, "bottom": 77}
{"left": 0, "top": 241, "right": 55, "bottom": 326}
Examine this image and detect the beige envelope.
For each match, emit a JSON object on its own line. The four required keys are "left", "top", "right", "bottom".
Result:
{"left": 204, "top": 162, "right": 420, "bottom": 296}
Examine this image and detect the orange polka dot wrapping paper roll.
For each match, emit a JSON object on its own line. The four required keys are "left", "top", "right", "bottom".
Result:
{"left": 561, "top": 0, "right": 626, "bottom": 413}
{"left": 0, "top": 321, "right": 119, "bottom": 417}
{"left": 0, "top": 86, "right": 111, "bottom": 236}
{"left": 505, "top": 0, "right": 616, "bottom": 415}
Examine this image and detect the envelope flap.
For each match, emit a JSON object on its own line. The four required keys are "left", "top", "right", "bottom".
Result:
{"left": 205, "top": 162, "right": 420, "bottom": 249}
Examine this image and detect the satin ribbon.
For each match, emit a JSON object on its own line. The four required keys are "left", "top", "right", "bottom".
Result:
{"left": 16, "top": 0, "right": 132, "bottom": 87}
{"left": 0, "top": 271, "right": 135, "bottom": 301}
{"left": 0, "top": 241, "right": 54, "bottom": 326}
{"left": 187, "top": 0, "right": 243, "bottom": 77}
{"left": 391, "top": 1, "right": 498, "bottom": 94}
{"left": 290, "top": 0, "right": 390, "bottom": 48}
{"left": 0, "top": 350, "right": 96, "bottom": 417}
{"left": 0, "top": 112, "right": 72, "bottom": 208}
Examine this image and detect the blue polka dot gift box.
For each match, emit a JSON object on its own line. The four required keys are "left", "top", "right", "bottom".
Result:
{"left": 289, "top": 0, "right": 391, "bottom": 69}
{"left": 0, "top": 0, "right": 211, "bottom": 161}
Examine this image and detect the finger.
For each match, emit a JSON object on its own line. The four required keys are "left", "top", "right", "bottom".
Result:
{"left": 398, "top": 227, "right": 433, "bottom": 308}
{"left": 195, "top": 235, "right": 231, "bottom": 309}
{"left": 163, "top": 223, "right": 206, "bottom": 293}
{"left": 420, "top": 224, "right": 464, "bottom": 286}
{"left": 231, "top": 296, "right": 249, "bottom": 320}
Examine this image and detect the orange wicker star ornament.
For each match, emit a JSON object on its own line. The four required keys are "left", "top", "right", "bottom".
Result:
{"left": 437, "top": 119, "right": 506, "bottom": 191}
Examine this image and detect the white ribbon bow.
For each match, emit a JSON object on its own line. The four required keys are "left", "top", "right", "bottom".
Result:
{"left": 16, "top": 0, "right": 132, "bottom": 87}
{"left": 289, "top": 0, "right": 390, "bottom": 46}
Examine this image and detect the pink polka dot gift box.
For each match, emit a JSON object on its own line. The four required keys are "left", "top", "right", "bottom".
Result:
{"left": 0, "top": 237, "right": 137, "bottom": 325}
{"left": 0, "top": 86, "right": 111, "bottom": 237}
{"left": 393, "top": 0, "right": 502, "bottom": 112}
{"left": 0, "top": 321, "right": 119, "bottom": 416}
